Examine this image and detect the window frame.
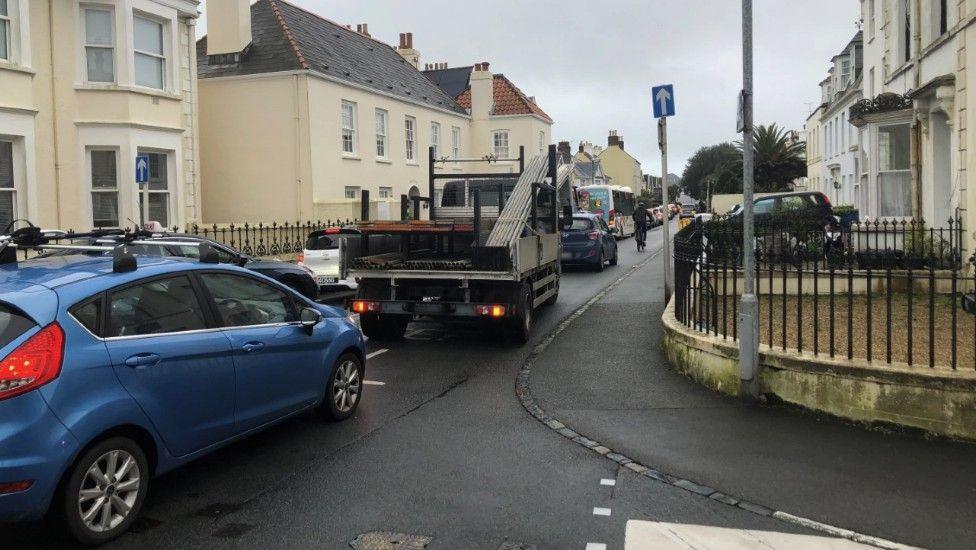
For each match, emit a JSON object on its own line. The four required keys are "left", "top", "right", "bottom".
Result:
{"left": 88, "top": 147, "right": 120, "bottom": 228}
{"left": 430, "top": 121, "right": 441, "bottom": 159}
{"left": 374, "top": 108, "right": 388, "bottom": 158}
{"left": 493, "top": 130, "right": 510, "bottom": 159}
{"left": 0, "top": 0, "right": 10, "bottom": 62}
{"left": 451, "top": 126, "right": 460, "bottom": 160}
{"left": 378, "top": 186, "right": 392, "bottom": 199}
{"left": 0, "top": 139, "right": 16, "bottom": 231}
{"left": 139, "top": 150, "right": 172, "bottom": 227}
{"left": 341, "top": 100, "right": 358, "bottom": 155}
{"left": 195, "top": 271, "right": 300, "bottom": 329}
{"left": 103, "top": 274, "right": 215, "bottom": 339}
{"left": 83, "top": 6, "right": 116, "bottom": 83}
{"left": 132, "top": 12, "right": 166, "bottom": 90}
{"left": 404, "top": 115, "right": 416, "bottom": 162}
{"left": 344, "top": 186, "right": 360, "bottom": 199}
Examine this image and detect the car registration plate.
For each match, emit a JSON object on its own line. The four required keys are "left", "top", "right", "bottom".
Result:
{"left": 317, "top": 276, "right": 339, "bottom": 285}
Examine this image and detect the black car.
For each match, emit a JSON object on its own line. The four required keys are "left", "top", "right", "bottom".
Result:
{"left": 42, "top": 233, "right": 319, "bottom": 300}
{"left": 732, "top": 191, "right": 835, "bottom": 227}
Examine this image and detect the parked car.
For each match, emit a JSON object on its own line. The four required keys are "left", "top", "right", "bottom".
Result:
{"left": 41, "top": 233, "right": 319, "bottom": 301}
{"left": 729, "top": 191, "right": 836, "bottom": 228}
{"left": 560, "top": 212, "right": 618, "bottom": 271}
{"left": 300, "top": 227, "right": 361, "bottom": 291}
{"left": 0, "top": 252, "right": 365, "bottom": 545}
{"left": 299, "top": 228, "right": 402, "bottom": 292}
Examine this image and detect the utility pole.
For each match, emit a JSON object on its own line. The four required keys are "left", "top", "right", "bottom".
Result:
{"left": 659, "top": 117, "right": 671, "bottom": 300}
{"left": 738, "top": 0, "right": 760, "bottom": 399}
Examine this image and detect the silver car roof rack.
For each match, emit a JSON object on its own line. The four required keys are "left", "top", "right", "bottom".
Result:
{"left": 0, "top": 224, "right": 220, "bottom": 272}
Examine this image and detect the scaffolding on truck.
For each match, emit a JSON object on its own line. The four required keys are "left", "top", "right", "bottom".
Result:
{"left": 347, "top": 145, "right": 571, "bottom": 343}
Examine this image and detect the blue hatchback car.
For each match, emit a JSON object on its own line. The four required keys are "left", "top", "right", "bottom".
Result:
{"left": 0, "top": 253, "right": 365, "bottom": 545}
{"left": 560, "top": 213, "right": 618, "bottom": 271}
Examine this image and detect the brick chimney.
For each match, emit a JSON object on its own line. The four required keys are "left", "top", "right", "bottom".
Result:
{"left": 206, "top": 0, "right": 252, "bottom": 56}
{"left": 470, "top": 62, "right": 493, "bottom": 118}
{"left": 557, "top": 141, "right": 571, "bottom": 156}
{"left": 608, "top": 130, "right": 624, "bottom": 150}
{"left": 396, "top": 32, "right": 420, "bottom": 69}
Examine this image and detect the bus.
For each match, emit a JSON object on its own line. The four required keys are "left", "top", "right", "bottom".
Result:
{"left": 577, "top": 185, "right": 636, "bottom": 238}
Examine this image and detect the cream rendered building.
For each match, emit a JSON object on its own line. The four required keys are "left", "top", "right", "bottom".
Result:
{"left": 198, "top": 0, "right": 552, "bottom": 224}
{"left": 597, "top": 131, "right": 642, "bottom": 190}
{"left": 855, "top": 0, "right": 976, "bottom": 242}
{"left": 805, "top": 103, "right": 826, "bottom": 196}
{"left": 0, "top": 0, "right": 201, "bottom": 232}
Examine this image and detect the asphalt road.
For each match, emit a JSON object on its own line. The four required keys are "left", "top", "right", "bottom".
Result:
{"left": 0, "top": 222, "right": 874, "bottom": 549}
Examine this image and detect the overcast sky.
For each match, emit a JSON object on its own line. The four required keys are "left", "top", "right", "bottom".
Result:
{"left": 196, "top": 0, "right": 861, "bottom": 177}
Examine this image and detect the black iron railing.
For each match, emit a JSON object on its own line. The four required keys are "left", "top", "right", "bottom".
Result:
{"left": 673, "top": 216, "right": 974, "bottom": 370}
{"left": 180, "top": 220, "right": 355, "bottom": 257}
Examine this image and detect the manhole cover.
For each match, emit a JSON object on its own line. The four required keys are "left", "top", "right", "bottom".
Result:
{"left": 349, "top": 532, "right": 433, "bottom": 550}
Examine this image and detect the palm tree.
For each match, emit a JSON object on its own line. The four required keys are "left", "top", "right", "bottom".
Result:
{"left": 736, "top": 123, "right": 807, "bottom": 192}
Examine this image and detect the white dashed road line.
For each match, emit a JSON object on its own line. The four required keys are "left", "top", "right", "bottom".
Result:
{"left": 600, "top": 479, "right": 616, "bottom": 486}
{"left": 585, "top": 544, "right": 607, "bottom": 550}
{"left": 363, "top": 380, "right": 385, "bottom": 386}
{"left": 592, "top": 507, "right": 612, "bottom": 517}
{"left": 366, "top": 348, "right": 388, "bottom": 359}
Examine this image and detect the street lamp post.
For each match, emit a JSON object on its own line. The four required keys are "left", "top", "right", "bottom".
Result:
{"left": 739, "top": 0, "right": 760, "bottom": 399}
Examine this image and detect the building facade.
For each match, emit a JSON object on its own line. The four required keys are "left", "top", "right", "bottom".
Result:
{"left": 805, "top": 103, "right": 826, "bottom": 196}
{"left": 597, "top": 131, "right": 642, "bottom": 190}
{"left": 198, "top": 0, "right": 552, "bottom": 224}
{"left": 818, "top": 32, "right": 863, "bottom": 208}
{"left": 855, "top": 0, "right": 976, "bottom": 236}
{"left": 0, "top": 0, "right": 201, "bottom": 232}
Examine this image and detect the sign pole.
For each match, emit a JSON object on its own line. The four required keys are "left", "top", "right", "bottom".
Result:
{"left": 659, "top": 117, "right": 671, "bottom": 301}
{"left": 738, "top": 0, "right": 760, "bottom": 399}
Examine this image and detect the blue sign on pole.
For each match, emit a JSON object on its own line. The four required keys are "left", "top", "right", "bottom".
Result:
{"left": 652, "top": 84, "right": 675, "bottom": 118}
{"left": 135, "top": 154, "right": 150, "bottom": 185}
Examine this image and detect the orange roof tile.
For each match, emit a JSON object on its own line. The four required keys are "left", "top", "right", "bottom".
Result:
{"left": 455, "top": 74, "right": 552, "bottom": 123}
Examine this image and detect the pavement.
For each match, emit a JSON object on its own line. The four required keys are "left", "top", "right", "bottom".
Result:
{"left": 530, "top": 234, "right": 976, "bottom": 550}
{"left": 0, "top": 221, "right": 961, "bottom": 549}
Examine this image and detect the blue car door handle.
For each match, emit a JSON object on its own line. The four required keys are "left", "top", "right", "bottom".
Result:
{"left": 123, "top": 353, "right": 161, "bottom": 368}
{"left": 241, "top": 341, "right": 265, "bottom": 353}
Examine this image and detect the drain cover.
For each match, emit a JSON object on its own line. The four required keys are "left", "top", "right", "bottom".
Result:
{"left": 349, "top": 532, "right": 433, "bottom": 550}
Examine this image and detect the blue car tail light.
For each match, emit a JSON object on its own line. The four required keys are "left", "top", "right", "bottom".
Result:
{"left": 0, "top": 323, "right": 65, "bottom": 402}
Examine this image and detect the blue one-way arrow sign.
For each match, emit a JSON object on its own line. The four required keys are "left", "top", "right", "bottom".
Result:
{"left": 652, "top": 84, "right": 675, "bottom": 118}
{"left": 135, "top": 154, "right": 150, "bottom": 185}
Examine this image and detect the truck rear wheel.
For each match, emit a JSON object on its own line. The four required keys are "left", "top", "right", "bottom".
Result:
{"left": 508, "top": 284, "right": 533, "bottom": 344}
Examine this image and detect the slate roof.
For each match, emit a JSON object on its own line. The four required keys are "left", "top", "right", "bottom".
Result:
{"left": 574, "top": 162, "right": 601, "bottom": 180}
{"left": 424, "top": 67, "right": 553, "bottom": 123}
{"left": 196, "top": 0, "right": 465, "bottom": 114}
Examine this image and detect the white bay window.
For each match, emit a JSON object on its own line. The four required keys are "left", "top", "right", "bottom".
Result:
{"left": 84, "top": 8, "right": 115, "bottom": 83}
{"left": 877, "top": 123, "right": 911, "bottom": 217}
{"left": 0, "top": 140, "right": 15, "bottom": 230}
{"left": 0, "top": 0, "right": 9, "bottom": 61}
{"left": 90, "top": 149, "right": 119, "bottom": 227}
{"left": 133, "top": 15, "right": 164, "bottom": 89}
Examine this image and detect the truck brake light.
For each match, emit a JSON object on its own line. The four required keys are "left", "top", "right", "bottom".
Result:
{"left": 476, "top": 305, "right": 506, "bottom": 317}
{"left": 0, "top": 323, "right": 64, "bottom": 402}
{"left": 351, "top": 300, "right": 381, "bottom": 314}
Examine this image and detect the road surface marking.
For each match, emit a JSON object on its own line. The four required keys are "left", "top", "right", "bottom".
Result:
{"left": 592, "top": 507, "right": 611, "bottom": 517}
{"left": 623, "top": 520, "right": 872, "bottom": 549}
{"left": 600, "top": 479, "right": 616, "bottom": 486}
{"left": 366, "top": 349, "right": 388, "bottom": 359}
{"left": 585, "top": 544, "right": 607, "bottom": 550}
{"left": 363, "top": 380, "right": 385, "bottom": 386}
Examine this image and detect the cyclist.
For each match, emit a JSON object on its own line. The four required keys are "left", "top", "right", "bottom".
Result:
{"left": 632, "top": 202, "right": 650, "bottom": 252}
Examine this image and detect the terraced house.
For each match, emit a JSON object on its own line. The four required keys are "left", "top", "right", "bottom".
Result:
{"left": 198, "top": 0, "right": 553, "bottom": 224}
{"left": 0, "top": 0, "right": 202, "bottom": 233}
